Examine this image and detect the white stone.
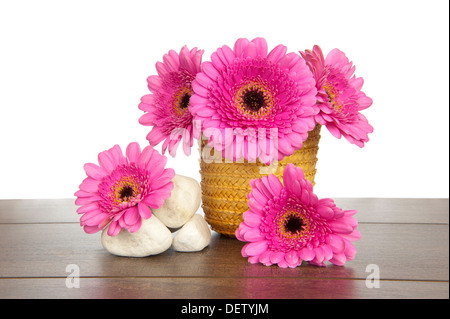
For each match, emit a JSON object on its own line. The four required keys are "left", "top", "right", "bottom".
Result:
{"left": 172, "top": 214, "right": 211, "bottom": 252}
{"left": 101, "top": 215, "right": 172, "bottom": 257}
{"left": 152, "top": 175, "right": 201, "bottom": 229}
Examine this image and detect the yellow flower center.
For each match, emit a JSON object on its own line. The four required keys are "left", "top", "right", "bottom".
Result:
{"left": 235, "top": 80, "right": 274, "bottom": 119}
{"left": 113, "top": 176, "right": 140, "bottom": 204}
{"left": 173, "top": 86, "right": 192, "bottom": 116}
{"left": 278, "top": 210, "right": 310, "bottom": 240}
{"left": 324, "top": 83, "right": 342, "bottom": 112}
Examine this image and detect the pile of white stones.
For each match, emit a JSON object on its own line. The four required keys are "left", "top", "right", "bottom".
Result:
{"left": 101, "top": 175, "right": 211, "bottom": 257}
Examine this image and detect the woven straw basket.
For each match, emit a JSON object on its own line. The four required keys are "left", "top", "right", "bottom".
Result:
{"left": 199, "top": 125, "right": 321, "bottom": 237}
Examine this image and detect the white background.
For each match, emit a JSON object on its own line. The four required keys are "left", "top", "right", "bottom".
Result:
{"left": 0, "top": 0, "right": 448, "bottom": 199}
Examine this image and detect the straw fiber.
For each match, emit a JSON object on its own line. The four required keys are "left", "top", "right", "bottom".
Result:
{"left": 199, "top": 125, "right": 321, "bottom": 237}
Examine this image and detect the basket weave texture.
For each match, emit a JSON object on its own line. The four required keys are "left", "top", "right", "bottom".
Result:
{"left": 199, "top": 125, "right": 321, "bottom": 237}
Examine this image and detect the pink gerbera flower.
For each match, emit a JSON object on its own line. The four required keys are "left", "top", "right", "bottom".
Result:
{"left": 139, "top": 46, "right": 204, "bottom": 156}
{"left": 190, "top": 37, "right": 318, "bottom": 164}
{"left": 74, "top": 142, "right": 175, "bottom": 236}
{"left": 300, "top": 45, "right": 373, "bottom": 147}
{"left": 236, "top": 163, "right": 360, "bottom": 268}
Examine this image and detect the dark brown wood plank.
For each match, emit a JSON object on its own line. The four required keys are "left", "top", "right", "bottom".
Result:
{"left": 0, "top": 277, "right": 447, "bottom": 299}
{"left": 0, "top": 198, "right": 447, "bottom": 225}
{"left": 334, "top": 198, "right": 449, "bottom": 224}
{"left": 0, "top": 199, "right": 79, "bottom": 224}
{"left": 0, "top": 223, "right": 448, "bottom": 281}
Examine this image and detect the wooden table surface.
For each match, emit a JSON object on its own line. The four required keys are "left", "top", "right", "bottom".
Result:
{"left": 0, "top": 198, "right": 448, "bottom": 299}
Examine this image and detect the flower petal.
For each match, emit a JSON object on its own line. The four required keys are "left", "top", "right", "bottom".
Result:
{"left": 126, "top": 142, "right": 141, "bottom": 164}
{"left": 326, "top": 234, "right": 346, "bottom": 254}
{"left": 329, "top": 220, "right": 354, "bottom": 234}
{"left": 83, "top": 163, "right": 106, "bottom": 180}
{"left": 142, "top": 193, "right": 166, "bottom": 209}
{"left": 242, "top": 211, "right": 262, "bottom": 227}
{"left": 79, "top": 177, "right": 100, "bottom": 193}
{"left": 202, "top": 61, "right": 220, "bottom": 81}
{"left": 124, "top": 206, "right": 140, "bottom": 227}
{"left": 329, "top": 252, "right": 347, "bottom": 266}
{"left": 316, "top": 205, "right": 335, "bottom": 219}
{"left": 267, "top": 44, "right": 287, "bottom": 64}
{"left": 107, "top": 221, "right": 121, "bottom": 236}
{"left": 285, "top": 250, "right": 300, "bottom": 268}
{"left": 243, "top": 228, "right": 265, "bottom": 242}
{"left": 298, "top": 247, "right": 315, "bottom": 261}
{"left": 243, "top": 241, "right": 268, "bottom": 256}
{"left": 83, "top": 225, "right": 102, "bottom": 234}
{"left": 127, "top": 217, "right": 142, "bottom": 233}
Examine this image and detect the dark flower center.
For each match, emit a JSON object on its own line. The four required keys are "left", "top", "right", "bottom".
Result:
{"left": 179, "top": 93, "right": 191, "bottom": 109}
{"left": 118, "top": 185, "right": 134, "bottom": 200}
{"left": 243, "top": 90, "right": 265, "bottom": 112}
{"left": 284, "top": 216, "right": 304, "bottom": 234}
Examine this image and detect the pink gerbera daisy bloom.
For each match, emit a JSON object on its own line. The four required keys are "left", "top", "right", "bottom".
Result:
{"left": 236, "top": 163, "right": 360, "bottom": 268}
{"left": 74, "top": 142, "right": 175, "bottom": 236}
{"left": 300, "top": 45, "right": 373, "bottom": 147}
{"left": 139, "top": 46, "right": 204, "bottom": 156}
{"left": 190, "top": 37, "right": 318, "bottom": 164}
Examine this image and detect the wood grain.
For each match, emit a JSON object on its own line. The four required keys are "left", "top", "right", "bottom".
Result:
{"left": 0, "top": 277, "right": 447, "bottom": 299}
{"left": 334, "top": 197, "right": 449, "bottom": 224}
{"left": 0, "top": 198, "right": 447, "bottom": 224}
{"left": 0, "top": 224, "right": 447, "bottom": 281}
{"left": 0, "top": 198, "right": 448, "bottom": 299}
{"left": 0, "top": 199, "right": 79, "bottom": 223}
